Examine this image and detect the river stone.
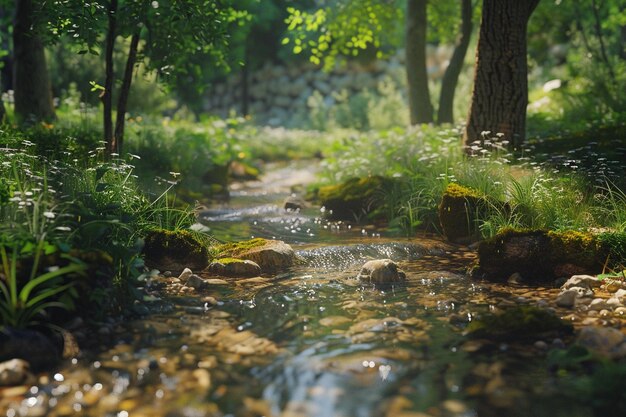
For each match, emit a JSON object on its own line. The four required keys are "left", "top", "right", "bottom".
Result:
{"left": 357, "top": 259, "right": 406, "bottom": 286}
{"left": 588, "top": 298, "right": 609, "bottom": 311}
{"left": 178, "top": 268, "right": 193, "bottom": 283}
{"left": 283, "top": 195, "right": 307, "bottom": 211}
{"left": 207, "top": 259, "right": 262, "bottom": 278}
{"left": 0, "top": 328, "right": 62, "bottom": 371}
{"left": 577, "top": 326, "right": 626, "bottom": 359}
{"left": 555, "top": 289, "right": 579, "bottom": 308}
{"left": 614, "top": 289, "right": 626, "bottom": 301}
{"left": 561, "top": 275, "right": 601, "bottom": 290}
{"left": 185, "top": 274, "right": 207, "bottom": 290}
{"left": 0, "top": 359, "right": 35, "bottom": 386}
{"left": 237, "top": 240, "right": 296, "bottom": 273}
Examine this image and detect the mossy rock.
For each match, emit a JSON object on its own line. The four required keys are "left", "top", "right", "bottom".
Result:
{"left": 466, "top": 306, "right": 573, "bottom": 341}
{"left": 472, "top": 229, "right": 615, "bottom": 282}
{"left": 143, "top": 229, "right": 210, "bottom": 273}
{"left": 314, "top": 176, "right": 396, "bottom": 221}
{"left": 207, "top": 257, "right": 262, "bottom": 278}
{"left": 215, "top": 238, "right": 269, "bottom": 258}
{"left": 216, "top": 238, "right": 295, "bottom": 273}
{"left": 438, "top": 183, "right": 504, "bottom": 244}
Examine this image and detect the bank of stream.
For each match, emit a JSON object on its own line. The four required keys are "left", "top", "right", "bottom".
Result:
{"left": 0, "top": 161, "right": 621, "bottom": 417}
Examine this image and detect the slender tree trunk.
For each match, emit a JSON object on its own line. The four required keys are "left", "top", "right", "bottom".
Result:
{"left": 405, "top": 0, "right": 433, "bottom": 124}
{"left": 103, "top": 0, "right": 117, "bottom": 155}
{"left": 463, "top": 0, "right": 540, "bottom": 149}
{"left": 13, "top": 0, "right": 55, "bottom": 124}
{"left": 437, "top": 0, "right": 473, "bottom": 124}
{"left": 241, "top": 43, "right": 250, "bottom": 116}
{"left": 0, "top": 81, "right": 5, "bottom": 123}
{"left": 112, "top": 32, "right": 140, "bottom": 156}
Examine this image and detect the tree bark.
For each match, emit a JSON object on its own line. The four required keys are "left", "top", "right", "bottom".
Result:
{"left": 103, "top": 0, "right": 117, "bottom": 155}
{"left": 113, "top": 32, "right": 140, "bottom": 156}
{"left": 13, "top": 0, "right": 56, "bottom": 124}
{"left": 405, "top": 0, "right": 433, "bottom": 124}
{"left": 437, "top": 0, "right": 473, "bottom": 124}
{"left": 463, "top": 0, "right": 540, "bottom": 149}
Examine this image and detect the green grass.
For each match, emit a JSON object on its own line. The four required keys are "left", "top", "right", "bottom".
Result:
{"left": 315, "top": 124, "right": 626, "bottom": 237}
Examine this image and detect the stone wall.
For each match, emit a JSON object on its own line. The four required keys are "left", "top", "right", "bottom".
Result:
{"left": 204, "top": 46, "right": 453, "bottom": 126}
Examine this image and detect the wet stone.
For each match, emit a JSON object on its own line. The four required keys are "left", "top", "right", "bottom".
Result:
{"left": 555, "top": 289, "right": 579, "bottom": 308}
{"left": 577, "top": 326, "right": 626, "bottom": 359}
{"left": 207, "top": 259, "right": 262, "bottom": 278}
{"left": 185, "top": 274, "right": 206, "bottom": 290}
{"left": 178, "top": 268, "right": 193, "bottom": 283}
{"left": 357, "top": 259, "right": 406, "bottom": 286}
{"left": 561, "top": 275, "right": 601, "bottom": 290}
{"left": 0, "top": 359, "right": 34, "bottom": 386}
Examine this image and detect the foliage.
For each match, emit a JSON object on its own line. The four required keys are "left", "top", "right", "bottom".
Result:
{"left": 318, "top": 125, "right": 626, "bottom": 237}
{"left": 283, "top": 0, "right": 403, "bottom": 70}
{"left": 0, "top": 239, "right": 86, "bottom": 329}
{"left": 465, "top": 306, "right": 573, "bottom": 341}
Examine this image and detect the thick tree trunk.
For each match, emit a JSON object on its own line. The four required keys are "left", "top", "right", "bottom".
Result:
{"left": 103, "top": 0, "right": 117, "bottom": 155}
{"left": 405, "top": 0, "right": 433, "bottom": 124}
{"left": 13, "top": 0, "right": 55, "bottom": 124}
{"left": 437, "top": 0, "right": 473, "bottom": 124}
{"left": 112, "top": 32, "right": 140, "bottom": 156}
{"left": 464, "top": 0, "right": 540, "bottom": 149}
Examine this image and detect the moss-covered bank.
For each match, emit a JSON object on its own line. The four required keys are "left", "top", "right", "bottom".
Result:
{"left": 472, "top": 229, "right": 626, "bottom": 282}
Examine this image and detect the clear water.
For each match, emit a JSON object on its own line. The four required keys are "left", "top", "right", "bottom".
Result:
{"left": 0, "top": 162, "right": 597, "bottom": 417}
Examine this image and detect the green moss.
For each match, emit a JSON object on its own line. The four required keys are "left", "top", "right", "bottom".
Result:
{"left": 216, "top": 238, "right": 268, "bottom": 258}
{"left": 548, "top": 230, "right": 599, "bottom": 265}
{"left": 215, "top": 257, "right": 246, "bottom": 265}
{"left": 443, "top": 183, "right": 481, "bottom": 199}
{"left": 466, "top": 306, "right": 573, "bottom": 341}
{"left": 474, "top": 228, "right": 617, "bottom": 282}
{"left": 438, "top": 183, "right": 491, "bottom": 243}
{"left": 315, "top": 176, "right": 395, "bottom": 221}
{"left": 143, "top": 229, "right": 210, "bottom": 265}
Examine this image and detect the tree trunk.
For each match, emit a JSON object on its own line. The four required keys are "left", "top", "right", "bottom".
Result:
{"left": 464, "top": 0, "right": 540, "bottom": 149}
{"left": 0, "top": 84, "right": 5, "bottom": 123}
{"left": 241, "top": 43, "right": 250, "bottom": 116}
{"left": 103, "top": 0, "right": 117, "bottom": 155}
{"left": 437, "top": 0, "right": 473, "bottom": 124}
{"left": 13, "top": 0, "right": 55, "bottom": 124}
{"left": 112, "top": 32, "right": 140, "bottom": 156}
{"left": 405, "top": 0, "right": 433, "bottom": 124}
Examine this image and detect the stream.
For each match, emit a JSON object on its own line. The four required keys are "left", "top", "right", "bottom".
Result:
{"left": 0, "top": 161, "right": 599, "bottom": 417}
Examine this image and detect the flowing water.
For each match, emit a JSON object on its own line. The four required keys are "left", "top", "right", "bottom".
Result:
{"left": 0, "top": 162, "right": 599, "bottom": 417}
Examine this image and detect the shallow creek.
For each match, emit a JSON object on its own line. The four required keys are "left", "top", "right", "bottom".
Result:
{"left": 0, "top": 162, "right": 603, "bottom": 417}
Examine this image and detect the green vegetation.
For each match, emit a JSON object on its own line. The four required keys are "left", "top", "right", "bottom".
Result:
{"left": 466, "top": 306, "right": 574, "bottom": 341}
{"left": 216, "top": 238, "right": 269, "bottom": 258}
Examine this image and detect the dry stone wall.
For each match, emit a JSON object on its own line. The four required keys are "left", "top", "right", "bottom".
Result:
{"left": 204, "top": 46, "right": 453, "bottom": 126}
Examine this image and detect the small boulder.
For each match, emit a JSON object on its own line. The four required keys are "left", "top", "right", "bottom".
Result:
{"left": 217, "top": 238, "right": 296, "bottom": 273}
{"left": 438, "top": 183, "right": 492, "bottom": 244}
{"left": 561, "top": 275, "right": 601, "bottom": 290}
{"left": 357, "top": 259, "right": 406, "bottom": 286}
{"left": 577, "top": 326, "right": 626, "bottom": 359}
{"left": 473, "top": 230, "right": 605, "bottom": 283}
{"left": 284, "top": 195, "right": 307, "bottom": 212}
{"left": 185, "top": 274, "right": 207, "bottom": 290}
{"left": 0, "top": 359, "right": 35, "bottom": 386}
{"left": 313, "top": 176, "right": 396, "bottom": 221}
{"left": 207, "top": 258, "right": 262, "bottom": 278}
{"left": 178, "top": 268, "right": 193, "bottom": 283}
{"left": 143, "top": 229, "right": 210, "bottom": 273}
{"left": 555, "top": 289, "right": 579, "bottom": 308}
